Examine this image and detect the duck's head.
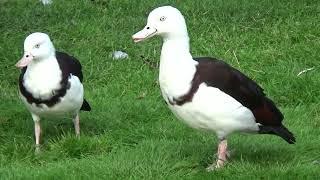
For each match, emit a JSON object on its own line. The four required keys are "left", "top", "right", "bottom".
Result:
{"left": 132, "top": 6, "right": 188, "bottom": 42}
{"left": 16, "top": 32, "right": 55, "bottom": 68}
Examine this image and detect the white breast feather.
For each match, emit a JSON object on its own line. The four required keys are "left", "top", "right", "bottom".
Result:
{"left": 24, "top": 57, "right": 61, "bottom": 100}
{"left": 21, "top": 57, "right": 84, "bottom": 118}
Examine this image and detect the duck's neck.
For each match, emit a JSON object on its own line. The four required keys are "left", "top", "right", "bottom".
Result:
{"left": 160, "top": 35, "right": 197, "bottom": 73}
{"left": 159, "top": 35, "right": 198, "bottom": 96}
{"left": 162, "top": 35, "right": 190, "bottom": 56}
{"left": 163, "top": 35, "right": 190, "bottom": 51}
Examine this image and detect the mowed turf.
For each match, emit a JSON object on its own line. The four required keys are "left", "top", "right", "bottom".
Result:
{"left": 0, "top": 0, "right": 319, "bottom": 179}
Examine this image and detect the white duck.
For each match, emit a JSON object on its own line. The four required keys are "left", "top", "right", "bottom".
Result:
{"left": 132, "top": 6, "right": 295, "bottom": 170}
{"left": 16, "top": 32, "right": 91, "bottom": 151}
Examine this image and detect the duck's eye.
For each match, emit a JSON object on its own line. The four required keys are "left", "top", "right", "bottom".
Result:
{"left": 160, "top": 16, "right": 166, "bottom": 21}
{"left": 35, "top": 44, "right": 40, "bottom": 48}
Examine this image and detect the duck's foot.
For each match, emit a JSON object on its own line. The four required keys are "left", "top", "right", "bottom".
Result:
{"left": 206, "top": 139, "right": 230, "bottom": 171}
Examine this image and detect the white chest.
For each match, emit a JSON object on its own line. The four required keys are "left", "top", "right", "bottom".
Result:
{"left": 159, "top": 63, "right": 195, "bottom": 99}
{"left": 23, "top": 58, "right": 62, "bottom": 99}
{"left": 21, "top": 75, "right": 84, "bottom": 117}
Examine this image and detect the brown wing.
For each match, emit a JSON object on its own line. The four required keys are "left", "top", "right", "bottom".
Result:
{"left": 193, "top": 57, "right": 283, "bottom": 126}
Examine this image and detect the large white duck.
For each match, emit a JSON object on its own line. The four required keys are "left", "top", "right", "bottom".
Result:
{"left": 132, "top": 6, "right": 295, "bottom": 170}
{"left": 16, "top": 32, "right": 91, "bottom": 151}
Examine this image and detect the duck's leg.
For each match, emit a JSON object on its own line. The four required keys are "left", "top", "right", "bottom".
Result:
{"left": 73, "top": 114, "right": 80, "bottom": 137}
{"left": 32, "top": 114, "right": 41, "bottom": 153}
{"left": 215, "top": 139, "right": 228, "bottom": 168}
{"left": 207, "top": 138, "right": 228, "bottom": 171}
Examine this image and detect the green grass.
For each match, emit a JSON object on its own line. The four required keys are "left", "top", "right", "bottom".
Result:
{"left": 0, "top": 0, "right": 319, "bottom": 179}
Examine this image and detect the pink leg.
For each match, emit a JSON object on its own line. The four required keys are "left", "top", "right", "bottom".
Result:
{"left": 207, "top": 139, "right": 228, "bottom": 171}
{"left": 35, "top": 121, "right": 41, "bottom": 145}
{"left": 34, "top": 121, "right": 41, "bottom": 153}
{"left": 31, "top": 114, "right": 41, "bottom": 153}
{"left": 73, "top": 114, "right": 80, "bottom": 137}
{"left": 215, "top": 139, "right": 228, "bottom": 168}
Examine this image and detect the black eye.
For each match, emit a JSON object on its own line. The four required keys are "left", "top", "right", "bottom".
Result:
{"left": 146, "top": 27, "right": 150, "bottom": 30}
{"left": 160, "top": 16, "right": 166, "bottom": 21}
{"left": 35, "top": 44, "right": 40, "bottom": 48}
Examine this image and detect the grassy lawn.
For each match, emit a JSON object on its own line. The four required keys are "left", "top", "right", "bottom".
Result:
{"left": 0, "top": 0, "right": 319, "bottom": 179}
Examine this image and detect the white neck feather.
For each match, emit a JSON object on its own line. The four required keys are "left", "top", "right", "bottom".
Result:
{"left": 159, "top": 35, "right": 198, "bottom": 98}
{"left": 160, "top": 35, "right": 196, "bottom": 68}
